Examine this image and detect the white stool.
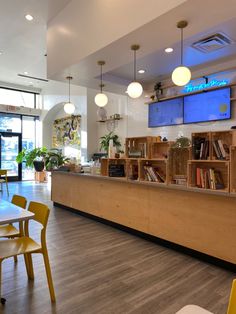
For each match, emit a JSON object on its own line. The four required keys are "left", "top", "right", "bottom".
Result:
{"left": 176, "top": 305, "right": 213, "bottom": 314}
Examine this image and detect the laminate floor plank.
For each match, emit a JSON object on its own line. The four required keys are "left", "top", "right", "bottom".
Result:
{"left": 0, "top": 181, "right": 234, "bottom": 314}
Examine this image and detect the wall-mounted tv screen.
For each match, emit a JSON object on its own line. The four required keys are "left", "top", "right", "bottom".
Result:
{"left": 148, "top": 98, "right": 183, "bottom": 127}
{"left": 184, "top": 87, "right": 231, "bottom": 124}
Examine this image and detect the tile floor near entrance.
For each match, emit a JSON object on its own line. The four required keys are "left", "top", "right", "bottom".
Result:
{"left": 0, "top": 181, "right": 234, "bottom": 314}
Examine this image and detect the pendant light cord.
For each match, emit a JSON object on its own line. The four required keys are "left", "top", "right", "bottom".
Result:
{"left": 68, "top": 77, "right": 71, "bottom": 103}
{"left": 181, "top": 27, "right": 183, "bottom": 65}
{"left": 100, "top": 63, "right": 103, "bottom": 93}
{"left": 134, "top": 49, "right": 136, "bottom": 81}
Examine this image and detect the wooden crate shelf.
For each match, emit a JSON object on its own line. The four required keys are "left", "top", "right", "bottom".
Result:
{"left": 187, "top": 160, "right": 230, "bottom": 192}
{"left": 126, "top": 159, "right": 139, "bottom": 181}
{"left": 211, "top": 130, "right": 236, "bottom": 160}
{"left": 125, "top": 136, "right": 158, "bottom": 159}
{"left": 139, "top": 159, "right": 167, "bottom": 184}
{"left": 191, "top": 132, "right": 211, "bottom": 160}
{"left": 230, "top": 146, "right": 236, "bottom": 193}
{"left": 151, "top": 141, "right": 174, "bottom": 159}
{"left": 168, "top": 148, "right": 189, "bottom": 186}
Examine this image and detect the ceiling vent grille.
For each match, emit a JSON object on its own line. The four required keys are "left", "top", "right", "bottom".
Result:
{"left": 191, "top": 32, "right": 234, "bottom": 53}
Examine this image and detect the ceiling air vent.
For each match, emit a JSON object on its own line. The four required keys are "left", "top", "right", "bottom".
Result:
{"left": 191, "top": 32, "right": 234, "bottom": 53}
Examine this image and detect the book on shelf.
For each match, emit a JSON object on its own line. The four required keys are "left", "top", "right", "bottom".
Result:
{"left": 192, "top": 137, "right": 209, "bottom": 160}
{"left": 143, "top": 166, "right": 165, "bottom": 183}
{"left": 195, "top": 167, "right": 224, "bottom": 190}
{"left": 212, "top": 139, "right": 230, "bottom": 160}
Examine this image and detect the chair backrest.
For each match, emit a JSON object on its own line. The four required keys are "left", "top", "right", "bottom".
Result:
{"left": 27, "top": 201, "right": 50, "bottom": 227}
{"left": 0, "top": 170, "right": 7, "bottom": 177}
{"left": 11, "top": 194, "right": 27, "bottom": 209}
{"left": 227, "top": 279, "right": 236, "bottom": 314}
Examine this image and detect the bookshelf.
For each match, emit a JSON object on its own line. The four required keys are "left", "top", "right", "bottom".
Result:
{"left": 211, "top": 130, "right": 236, "bottom": 160}
{"left": 151, "top": 141, "right": 173, "bottom": 159}
{"left": 100, "top": 131, "right": 236, "bottom": 194}
{"left": 191, "top": 132, "right": 211, "bottom": 160}
{"left": 168, "top": 148, "right": 190, "bottom": 186}
{"left": 125, "top": 136, "right": 158, "bottom": 159}
{"left": 230, "top": 146, "right": 236, "bottom": 193}
{"left": 139, "top": 159, "right": 168, "bottom": 184}
{"left": 187, "top": 160, "right": 230, "bottom": 192}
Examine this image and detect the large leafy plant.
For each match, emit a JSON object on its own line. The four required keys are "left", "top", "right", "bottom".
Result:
{"left": 16, "top": 147, "right": 47, "bottom": 168}
{"left": 100, "top": 132, "right": 121, "bottom": 153}
{"left": 16, "top": 147, "right": 70, "bottom": 170}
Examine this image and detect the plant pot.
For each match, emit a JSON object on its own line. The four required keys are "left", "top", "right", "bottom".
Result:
{"left": 33, "top": 160, "right": 45, "bottom": 172}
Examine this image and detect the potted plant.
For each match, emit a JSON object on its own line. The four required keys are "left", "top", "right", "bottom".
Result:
{"left": 44, "top": 149, "right": 70, "bottom": 171}
{"left": 154, "top": 82, "right": 162, "bottom": 100}
{"left": 100, "top": 132, "right": 121, "bottom": 154}
{"left": 16, "top": 147, "right": 48, "bottom": 172}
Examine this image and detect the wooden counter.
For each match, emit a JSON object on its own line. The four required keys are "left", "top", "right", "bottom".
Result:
{"left": 51, "top": 171, "right": 236, "bottom": 265}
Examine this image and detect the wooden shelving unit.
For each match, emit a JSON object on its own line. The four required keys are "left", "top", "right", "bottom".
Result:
{"left": 151, "top": 141, "right": 173, "bottom": 159}
{"left": 187, "top": 160, "right": 230, "bottom": 192}
{"left": 191, "top": 132, "right": 211, "bottom": 160}
{"left": 139, "top": 159, "right": 168, "bottom": 184}
{"left": 230, "top": 146, "right": 236, "bottom": 193}
{"left": 125, "top": 136, "right": 158, "bottom": 159}
{"left": 211, "top": 130, "right": 236, "bottom": 160}
{"left": 100, "top": 131, "right": 236, "bottom": 194}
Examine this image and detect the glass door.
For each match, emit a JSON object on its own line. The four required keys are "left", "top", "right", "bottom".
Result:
{"left": 0, "top": 132, "right": 22, "bottom": 181}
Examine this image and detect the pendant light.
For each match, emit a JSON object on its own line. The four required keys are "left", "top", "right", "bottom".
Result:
{"left": 64, "top": 76, "right": 75, "bottom": 114}
{"left": 95, "top": 61, "right": 108, "bottom": 107}
{"left": 127, "top": 44, "right": 143, "bottom": 98}
{"left": 172, "top": 21, "right": 191, "bottom": 86}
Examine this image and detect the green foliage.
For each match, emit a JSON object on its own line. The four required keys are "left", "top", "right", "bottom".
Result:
{"left": 171, "top": 136, "right": 191, "bottom": 149}
{"left": 16, "top": 147, "right": 69, "bottom": 170}
{"left": 100, "top": 132, "right": 121, "bottom": 152}
{"left": 16, "top": 147, "right": 47, "bottom": 168}
{"left": 44, "top": 149, "right": 70, "bottom": 171}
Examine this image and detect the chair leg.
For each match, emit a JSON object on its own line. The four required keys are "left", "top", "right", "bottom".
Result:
{"left": 0, "top": 260, "right": 6, "bottom": 305}
{"left": 23, "top": 254, "right": 31, "bottom": 280}
{"left": 26, "top": 254, "right": 34, "bottom": 280}
{"left": 42, "top": 250, "right": 55, "bottom": 302}
{"left": 14, "top": 256, "right": 18, "bottom": 263}
{"left": 5, "top": 182, "right": 9, "bottom": 197}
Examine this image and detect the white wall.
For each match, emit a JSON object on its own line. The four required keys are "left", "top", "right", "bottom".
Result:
{"left": 41, "top": 80, "right": 87, "bottom": 162}
{"left": 87, "top": 88, "right": 128, "bottom": 159}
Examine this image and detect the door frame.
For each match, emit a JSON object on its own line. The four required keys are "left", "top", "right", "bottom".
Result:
{"left": 0, "top": 132, "right": 22, "bottom": 181}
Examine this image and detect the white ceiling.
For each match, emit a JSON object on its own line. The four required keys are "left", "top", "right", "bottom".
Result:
{"left": 1, "top": 0, "right": 236, "bottom": 95}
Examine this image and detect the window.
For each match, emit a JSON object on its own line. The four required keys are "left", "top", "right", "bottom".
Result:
{"left": 0, "top": 88, "right": 37, "bottom": 108}
{"left": 0, "top": 113, "right": 21, "bottom": 133}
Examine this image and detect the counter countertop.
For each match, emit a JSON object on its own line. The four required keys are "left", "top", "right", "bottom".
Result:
{"left": 52, "top": 171, "right": 236, "bottom": 198}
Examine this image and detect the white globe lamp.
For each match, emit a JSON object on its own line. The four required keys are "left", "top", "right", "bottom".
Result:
{"left": 172, "top": 66, "right": 191, "bottom": 86}
{"left": 64, "top": 102, "right": 75, "bottom": 114}
{"left": 172, "top": 21, "right": 191, "bottom": 87}
{"left": 64, "top": 76, "right": 75, "bottom": 114}
{"left": 95, "top": 61, "right": 108, "bottom": 107}
{"left": 127, "top": 81, "right": 143, "bottom": 98}
{"left": 127, "top": 44, "right": 143, "bottom": 99}
{"left": 94, "top": 92, "right": 108, "bottom": 107}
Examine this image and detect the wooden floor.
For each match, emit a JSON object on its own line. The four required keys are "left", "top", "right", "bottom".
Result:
{"left": 0, "top": 181, "right": 235, "bottom": 314}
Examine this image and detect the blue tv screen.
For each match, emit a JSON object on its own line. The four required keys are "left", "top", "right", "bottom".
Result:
{"left": 184, "top": 87, "right": 231, "bottom": 124}
{"left": 148, "top": 98, "right": 183, "bottom": 127}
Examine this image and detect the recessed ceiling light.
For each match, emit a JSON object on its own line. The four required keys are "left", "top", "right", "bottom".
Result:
{"left": 165, "top": 47, "right": 174, "bottom": 53}
{"left": 24, "top": 71, "right": 28, "bottom": 75}
{"left": 138, "top": 69, "right": 146, "bottom": 74}
{"left": 25, "top": 14, "right": 34, "bottom": 21}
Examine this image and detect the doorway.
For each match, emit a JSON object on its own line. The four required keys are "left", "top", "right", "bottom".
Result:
{"left": 0, "top": 132, "right": 22, "bottom": 181}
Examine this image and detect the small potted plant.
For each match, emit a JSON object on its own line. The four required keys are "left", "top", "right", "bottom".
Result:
{"left": 154, "top": 82, "right": 162, "bottom": 100}
{"left": 100, "top": 132, "right": 121, "bottom": 154}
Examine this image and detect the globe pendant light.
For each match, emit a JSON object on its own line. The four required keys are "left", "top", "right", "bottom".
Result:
{"left": 95, "top": 61, "right": 108, "bottom": 107}
{"left": 172, "top": 21, "right": 191, "bottom": 86}
{"left": 64, "top": 76, "right": 75, "bottom": 114}
{"left": 127, "top": 44, "right": 143, "bottom": 98}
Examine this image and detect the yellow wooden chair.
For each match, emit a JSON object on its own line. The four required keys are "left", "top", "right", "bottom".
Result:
{"left": 0, "top": 201, "right": 55, "bottom": 305}
{"left": 227, "top": 279, "right": 236, "bottom": 314}
{"left": 176, "top": 279, "right": 236, "bottom": 314}
{"left": 0, "top": 170, "right": 9, "bottom": 196}
{"left": 0, "top": 194, "right": 27, "bottom": 238}
{"left": 0, "top": 194, "right": 27, "bottom": 263}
